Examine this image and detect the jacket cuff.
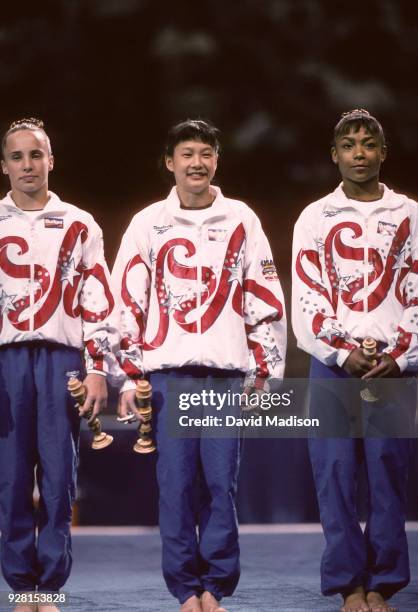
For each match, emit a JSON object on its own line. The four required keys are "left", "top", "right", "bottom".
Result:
{"left": 86, "top": 369, "right": 107, "bottom": 377}
{"left": 244, "top": 373, "right": 270, "bottom": 392}
{"left": 336, "top": 348, "right": 352, "bottom": 369}
{"left": 120, "top": 378, "right": 138, "bottom": 393}
{"left": 392, "top": 353, "right": 408, "bottom": 373}
{"left": 253, "top": 377, "right": 270, "bottom": 392}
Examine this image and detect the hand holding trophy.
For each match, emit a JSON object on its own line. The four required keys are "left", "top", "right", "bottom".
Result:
{"left": 117, "top": 379, "right": 156, "bottom": 454}
{"left": 360, "top": 337, "right": 379, "bottom": 402}
{"left": 67, "top": 377, "right": 114, "bottom": 449}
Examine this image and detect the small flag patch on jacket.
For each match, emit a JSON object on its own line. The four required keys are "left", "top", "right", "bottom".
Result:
{"left": 377, "top": 220, "right": 397, "bottom": 236}
{"left": 208, "top": 228, "right": 227, "bottom": 241}
{"left": 45, "top": 217, "right": 64, "bottom": 229}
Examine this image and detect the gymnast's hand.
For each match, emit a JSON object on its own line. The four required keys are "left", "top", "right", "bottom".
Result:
{"left": 240, "top": 387, "right": 265, "bottom": 414}
{"left": 343, "top": 348, "right": 374, "bottom": 377}
{"left": 80, "top": 373, "right": 108, "bottom": 422}
{"left": 118, "top": 389, "right": 145, "bottom": 422}
{"left": 362, "top": 353, "right": 401, "bottom": 379}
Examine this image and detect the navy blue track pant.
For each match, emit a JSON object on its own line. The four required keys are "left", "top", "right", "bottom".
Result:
{"left": 150, "top": 367, "right": 242, "bottom": 604}
{"left": 308, "top": 357, "right": 412, "bottom": 598}
{"left": 0, "top": 342, "right": 82, "bottom": 591}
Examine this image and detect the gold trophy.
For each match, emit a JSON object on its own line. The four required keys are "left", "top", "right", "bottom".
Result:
{"left": 117, "top": 379, "right": 156, "bottom": 453}
{"left": 360, "top": 337, "right": 378, "bottom": 402}
{"left": 67, "top": 377, "right": 113, "bottom": 449}
{"left": 133, "top": 380, "right": 156, "bottom": 453}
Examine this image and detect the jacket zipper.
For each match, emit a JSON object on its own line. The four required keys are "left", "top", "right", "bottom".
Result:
{"left": 363, "top": 217, "right": 369, "bottom": 314}
{"left": 196, "top": 225, "right": 202, "bottom": 336}
{"left": 29, "top": 220, "right": 35, "bottom": 331}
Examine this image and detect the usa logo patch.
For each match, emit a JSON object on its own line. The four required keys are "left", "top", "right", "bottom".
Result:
{"left": 44, "top": 217, "right": 64, "bottom": 229}
{"left": 261, "top": 259, "right": 278, "bottom": 281}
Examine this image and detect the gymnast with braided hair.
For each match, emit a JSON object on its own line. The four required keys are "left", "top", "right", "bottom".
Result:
{"left": 0, "top": 118, "right": 117, "bottom": 611}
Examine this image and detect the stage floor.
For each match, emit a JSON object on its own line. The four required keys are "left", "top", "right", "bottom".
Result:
{"left": 1, "top": 525, "right": 417, "bottom": 611}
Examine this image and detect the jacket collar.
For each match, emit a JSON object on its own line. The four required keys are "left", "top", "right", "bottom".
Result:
{"left": 327, "top": 183, "right": 406, "bottom": 214}
{"left": 0, "top": 191, "right": 65, "bottom": 215}
{"left": 165, "top": 185, "right": 230, "bottom": 224}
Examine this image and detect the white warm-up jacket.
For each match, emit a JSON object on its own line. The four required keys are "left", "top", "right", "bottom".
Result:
{"left": 112, "top": 186, "right": 287, "bottom": 391}
{"left": 292, "top": 183, "right": 418, "bottom": 372}
{"left": 0, "top": 191, "right": 117, "bottom": 374}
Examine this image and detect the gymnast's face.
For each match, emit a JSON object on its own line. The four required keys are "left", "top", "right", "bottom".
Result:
{"left": 1, "top": 129, "right": 54, "bottom": 197}
{"left": 331, "top": 126, "right": 386, "bottom": 186}
{"left": 165, "top": 139, "right": 218, "bottom": 198}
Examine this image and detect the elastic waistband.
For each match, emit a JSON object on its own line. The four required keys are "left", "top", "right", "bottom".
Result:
{"left": 149, "top": 366, "right": 244, "bottom": 379}
{"left": 0, "top": 340, "right": 81, "bottom": 354}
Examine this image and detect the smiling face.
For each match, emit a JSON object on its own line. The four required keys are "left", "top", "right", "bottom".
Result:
{"left": 331, "top": 125, "right": 386, "bottom": 188}
{"left": 1, "top": 128, "right": 54, "bottom": 200}
{"left": 165, "top": 139, "right": 218, "bottom": 201}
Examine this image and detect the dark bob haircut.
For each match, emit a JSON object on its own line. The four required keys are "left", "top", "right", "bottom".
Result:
{"left": 333, "top": 109, "right": 385, "bottom": 147}
{"left": 165, "top": 119, "right": 220, "bottom": 157}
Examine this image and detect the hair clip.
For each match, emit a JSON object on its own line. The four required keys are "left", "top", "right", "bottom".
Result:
{"left": 340, "top": 109, "right": 370, "bottom": 119}
{"left": 9, "top": 117, "right": 44, "bottom": 130}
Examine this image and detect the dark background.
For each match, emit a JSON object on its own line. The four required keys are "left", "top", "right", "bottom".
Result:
{"left": 2, "top": 1, "right": 418, "bottom": 523}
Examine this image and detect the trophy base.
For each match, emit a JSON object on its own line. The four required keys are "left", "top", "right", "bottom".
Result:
{"left": 92, "top": 433, "right": 114, "bottom": 450}
{"left": 133, "top": 441, "right": 156, "bottom": 454}
{"left": 360, "top": 388, "right": 379, "bottom": 402}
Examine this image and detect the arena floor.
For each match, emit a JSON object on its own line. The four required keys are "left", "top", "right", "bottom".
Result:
{"left": 1, "top": 524, "right": 417, "bottom": 612}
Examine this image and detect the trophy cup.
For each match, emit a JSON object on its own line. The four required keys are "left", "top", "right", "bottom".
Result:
{"left": 67, "top": 377, "right": 114, "bottom": 449}
{"left": 117, "top": 379, "right": 156, "bottom": 453}
{"left": 360, "top": 337, "right": 379, "bottom": 402}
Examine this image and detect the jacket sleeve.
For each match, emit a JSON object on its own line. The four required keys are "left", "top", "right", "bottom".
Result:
{"left": 383, "top": 210, "right": 418, "bottom": 372}
{"left": 291, "top": 209, "right": 358, "bottom": 367}
{"left": 79, "top": 219, "right": 119, "bottom": 376}
{"left": 242, "top": 213, "right": 287, "bottom": 388}
{"left": 111, "top": 218, "right": 151, "bottom": 392}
